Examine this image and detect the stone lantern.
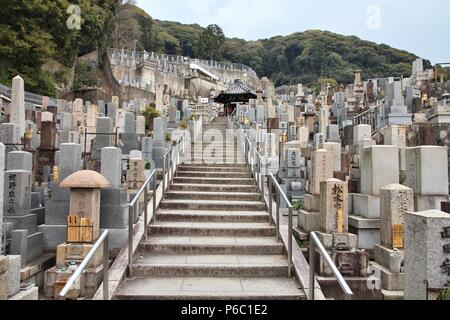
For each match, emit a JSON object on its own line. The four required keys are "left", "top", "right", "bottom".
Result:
{"left": 46, "top": 171, "right": 110, "bottom": 299}
{"left": 60, "top": 170, "right": 111, "bottom": 243}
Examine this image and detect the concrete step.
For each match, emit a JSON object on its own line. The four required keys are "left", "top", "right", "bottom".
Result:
{"left": 173, "top": 177, "right": 255, "bottom": 186}
{"left": 160, "top": 199, "right": 266, "bottom": 211}
{"left": 170, "top": 184, "right": 257, "bottom": 193}
{"left": 148, "top": 222, "right": 276, "bottom": 237}
{"left": 181, "top": 162, "right": 248, "bottom": 168}
{"left": 132, "top": 255, "right": 289, "bottom": 277}
{"left": 187, "top": 159, "right": 247, "bottom": 165}
{"left": 138, "top": 236, "right": 285, "bottom": 255}
{"left": 114, "top": 277, "right": 305, "bottom": 300}
{"left": 178, "top": 165, "right": 250, "bottom": 173}
{"left": 165, "top": 191, "right": 261, "bottom": 201}
{"left": 176, "top": 171, "right": 252, "bottom": 179}
{"left": 156, "top": 210, "right": 269, "bottom": 223}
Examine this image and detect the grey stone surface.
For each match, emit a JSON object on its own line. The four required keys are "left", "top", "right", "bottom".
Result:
{"left": 11, "top": 229, "right": 27, "bottom": 266}
{"left": 352, "top": 193, "right": 380, "bottom": 219}
{"left": 360, "top": 146, "right": 399, "bottom": 196}
{"left": 380, "top": 184, "right": 413, "bottom": 249}
{"left": 405, "top": 147, "right": 449, "bottom": 196}
{"left": 92, "top": 117, "right": 114, "bottom": 159}
{"left": 405, "top": 210, "right": 450, "bottom": 300}
{"left": 101, "top": 147, "right": 122, "bottom": 189}
{"left": 3, "top": 170, "right": 32, "bottom": 216}
{"left": 7, "top": 255, "right": 21, "bottom": 297}
{"left": 59, "top": 143, "right": 82, "bottom": 180}
{"left": 37, "top": 225, "right": 67, "bottom": 250}
{"left": 4, "top": 213, "right": 37, "bottom": 234}
{"left": 6, "top": 151, "right": 32, "bottom": 171}
{"left": 44, "top": 200, "right": 70, "bottom": 225}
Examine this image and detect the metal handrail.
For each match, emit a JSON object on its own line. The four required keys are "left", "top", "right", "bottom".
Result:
{"left": 128, "top": 135, "right": 186, "bottom": 277}
{"left": 236, "top": 117, "right": 353, "bottom": 300}
{"left": 309, "top": 232, "right": 353, "bottom": 300}
{"left": 59, "top": 230, "right": 109, "bottom": 300}
{"left": 268, "top": 173, "right": 293, "bottom": 278}
{"left": 128, "top": 169, "right": 157, "bottom": 277}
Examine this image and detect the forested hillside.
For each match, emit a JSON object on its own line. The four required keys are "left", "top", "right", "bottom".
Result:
{"left": 0, "top": 1, "right": 432, "bottom": 96}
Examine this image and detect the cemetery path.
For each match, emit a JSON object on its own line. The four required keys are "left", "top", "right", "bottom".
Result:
{"left": 112, "top": 117, "right": 306, "bottom": 300}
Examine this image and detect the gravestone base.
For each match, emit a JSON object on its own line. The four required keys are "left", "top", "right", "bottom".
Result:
{"left": 0, "top": 257, "right": 8, "bottom": 299}
{"left": 374, "top": 245, "right": 403, "bottom": 273}
{"left": 7, "top": 284, "right": 38, "bottom": 300}
{"left": 10, "top": 230, "right": 44, "bottom": 267}
{"left": 45, "top": 264, "right": 104, "bottom": 299}
{"left": 315, "top": 232, "right": 358, "bottom": 250}
{"left": 369, "top": 261, "right": 404, "bottom": 292}
{"left": 304, "top": 194, "right": 320, "bottom": 212}
{"left": 414, "top": 195, "right": 449, "bottom": 211}
{"left": 298, "top": 210, "right": 319, "bottom": 233}
{"left": 4, "top": 214, "right": 38, "bottom": 235}
{"left": 381, "top": 289, "right": 404, "bottom": 301}
{"left": 428, "top": 113, "right": 450, "bottom": 124}
{"left": 386, "top": 114, "right": 413, "bottom": 126}
{"left": 313, "top": 245, "right": 369, "bottom": 277}
{"left": 56, "top": 243, "right": 104, "bottom": 269}
{"left": 352, "top": 194, "right": 380, "bottom": 219}
{"left": 349, "top": 215, "right": 381, "bottom": 252}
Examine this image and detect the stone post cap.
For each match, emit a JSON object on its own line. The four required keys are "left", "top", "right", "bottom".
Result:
{"left": 380, "top": 184, "right": 413, "bottom": 191}
{"left": 60, "top": 170, "right": 111, "bottom": 189}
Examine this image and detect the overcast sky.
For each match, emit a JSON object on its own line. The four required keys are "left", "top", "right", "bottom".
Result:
{"left": 136, "top": 0, "right": 450, "bottom": 64}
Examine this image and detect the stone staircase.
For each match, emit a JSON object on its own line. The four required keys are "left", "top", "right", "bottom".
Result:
{"left": 113, "top": 117, "right": 306, "bottom": 300}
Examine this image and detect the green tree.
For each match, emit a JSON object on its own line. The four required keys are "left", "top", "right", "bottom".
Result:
{"left": 196, "top": 24, "right": 225, "bottom": 60}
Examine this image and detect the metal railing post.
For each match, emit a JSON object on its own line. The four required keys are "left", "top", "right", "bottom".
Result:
{"left": 153, "top": 175, "right": 157, "bottom": 223}
{"left": 276, "top": 192, "right": 280, "bottom": 241}
{"left": 288, "top": 206, "right": 293, "bottom": 278}
{"left": 269, "top": 177, "right": 273, "bottom": 225}
{"left": 162, "top": 154, "right": 166, "bottom": 199}
{"left": 128, "top": 204, "right": 133, "bottom": 277}
{"left": 144, "top": 184, "right": 148, "bottom": 240}
{"left": 309, "top": 239, "right": 316, "bottom": 300}
{"left": 103, "top": 233, "right": 109, "bottom": 300}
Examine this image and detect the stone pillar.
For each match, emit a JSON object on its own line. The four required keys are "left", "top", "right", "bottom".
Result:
{"left": 59, "top": 143, "right": 82, "bottom": 180}
{"left": 360, "top": 146, "right": 399, "bottom": 197}
{"left": 320, "top": 178, "right": 349, "bottom": 234}
{"left": 353, "top": 124, "right": 372, "bottom": 146}
{"left": 405, "top": 210, "right": 450, "bottom": 300}
{"left": 9, "top": 76, "right": 26, "bottom": 137}
{"left": 101, "top": 147, "right": 122, "bottom": 189}
{"left": 310, "top": 149, "right": 333, "bottom": 195}
{"left": 323, "top": 142, "right": 342, "bottom": 172}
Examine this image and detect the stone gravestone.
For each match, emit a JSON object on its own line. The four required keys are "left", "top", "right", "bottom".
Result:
{"left": 9, "top": 76, "right": 26, "bottom": 137}
{"left": 287, "top": 148, "right": 300, "bottom": 178}
{"left": 310, "top": 149, "right": 333, "bottom": 195}
{"left": 100, "top": 147, "right": 129, "bottom": 239}
{"left": 370, "top": 184, "right": 414, "bottom": 299}
{"left": 0, "top": 123, "right": 21, "bottom": 152}
{"left": 127, "top": 158, "right": 145, "bottom": 190}
{"left": 142, "top": 137, "right": 153, "bottom": 163}
{"left": 323, "top": 142, "right": 342, "bottom": 172}
{"left": 405, "top": 210, "right": 450, "bottom": 300}
{"left": 92, "top": 117, "right": 114, "bottom": 160}
{"left": 120, "top": 112, "right": 138, "bottom": 155}
{"left": 405, "top": 146, "right": 449, "bottom": 211}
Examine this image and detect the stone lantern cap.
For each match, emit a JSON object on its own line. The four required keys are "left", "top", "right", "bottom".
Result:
{"left": 60, "top": 170, "right": 111, "bottom": 189}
